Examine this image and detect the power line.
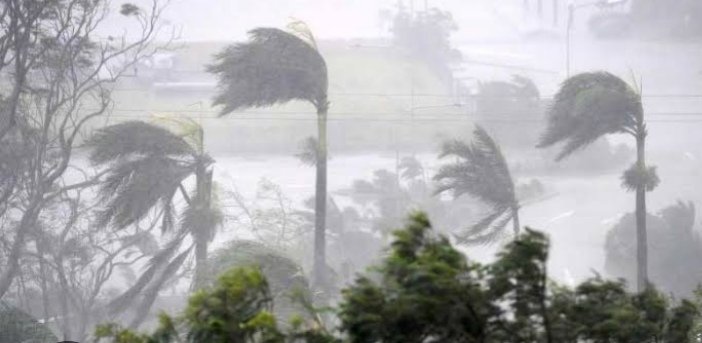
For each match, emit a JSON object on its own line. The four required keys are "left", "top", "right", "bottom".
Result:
{"left": 109, "top": 88, "right": 702, "bottom": 100}
{"left": 98, "top": 113, "right": 702, "bottom": 124}
{"left": 96, "top": 107, "right": 702, "bottom": 117}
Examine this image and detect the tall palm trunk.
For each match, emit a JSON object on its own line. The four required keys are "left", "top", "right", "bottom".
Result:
{"left": 635, "top": 130, "right": 648, "bottom": 292}
{"left": 194, "top": 237, "right": 208, "bottom": 288}
{"left": 313, "top": 99, "right": 329, "bottom": 289}
{"left": 512, "top": 206, "right": 521, "bottom": 236}
{"left": 193, "top": 166, "right": 214, "bottom": 289}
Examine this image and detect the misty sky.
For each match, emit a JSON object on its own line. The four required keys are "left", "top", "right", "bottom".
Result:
{"left": 108, "top": 0, "right": 527, "bottom": 42}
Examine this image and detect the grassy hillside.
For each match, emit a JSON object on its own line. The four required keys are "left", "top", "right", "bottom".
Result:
{"left": 106, "top": 40, "right": 471, "bottom": 155}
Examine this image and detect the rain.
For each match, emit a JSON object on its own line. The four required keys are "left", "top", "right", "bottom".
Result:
{"left": 1, "top": 0, "right": 702, "bottom": 341}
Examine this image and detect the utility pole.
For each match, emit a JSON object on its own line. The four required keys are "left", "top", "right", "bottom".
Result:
{"left": 566, "top": 3, "right": 573, "bottom": 77}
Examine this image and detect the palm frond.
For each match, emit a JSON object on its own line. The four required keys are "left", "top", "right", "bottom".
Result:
{"left": 454, "top": 208, "right": 513, "bottom": 245}
{"left": 207, "top": 27, "right": 328, "bottom": 114}
{"left": 434, "top": 126, "right": 517, "bottom": 209}
{"left": 96, "top": 156, "right": 195, "bottom": 229}
{"left": 128, "top": 247, "right": 193, "bottom": 328}
{"left": 151, "top": 115, "right": 205, "bottom": 154}
{"left": 107, "top": 232, "right": 187, "bottom": 315}
{"left": 537, "top": 72, "right": 642, "bottom": 160}
{"left": 87, "top": 121, "right": 195, "bottom": 164}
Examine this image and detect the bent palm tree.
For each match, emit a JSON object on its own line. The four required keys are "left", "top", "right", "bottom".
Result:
{"left": 207, "top": 24, "right": 330, "bottom": 288}
{"left": 434, "top": 125, "right": 520, "bottom": 244}
{"left": 87, "top": 120, "right": 222, "bottom": 326}
{"left": 537, "top": 71, "right": 657, "bottom": 292}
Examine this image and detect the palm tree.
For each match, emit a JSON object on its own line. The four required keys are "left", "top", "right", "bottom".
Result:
{"left": 537, "top": 71, "right": 658, "bottom": 292}
{"left": 87, "top": 120, "right": 223, "bottom": 326}
{"left": 434, "top": 125, "right": 520, "bottom": 244}
{"left": 207, "top": 24, "right": 330, "bottom": 288}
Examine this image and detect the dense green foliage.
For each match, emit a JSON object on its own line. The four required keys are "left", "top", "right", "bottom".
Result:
{"left": 98, "top": 213, "right": 700, "bottom": 343}
{"left": 205, "top": 240, "right": 314, "bottom": 327}
{"left": 338, "top": 213, "right": 492, "bottom": 342}
{"left": 339, "top": 213, "right": 698, "bottom": 343}
{"left": 95, "top": 267, "right": 335, "bottom": 343}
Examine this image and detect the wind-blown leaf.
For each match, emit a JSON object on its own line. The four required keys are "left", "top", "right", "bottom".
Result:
{"left": 207, "top": 27, "right": 328, "bottom": 114}
{"left": 434, "top": 125, "right": 519, "bottom": 244}
{"left": 96, "top": 156, "right": 194, "bottom": 229}
{"left": 538, "top": 72, "right": 641, "bottom": 160}
{"left": 454, "top": 208, "right": 513, "bottom": 245}
{"left": 87, "top": 121, "right": 195, "bottom": 164}
{"left": 434, "top": 126, "right": 516, "bottom": 208}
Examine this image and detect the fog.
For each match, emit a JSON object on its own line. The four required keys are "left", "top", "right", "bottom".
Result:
{"left": 3, "top": 0, "right": 702, "bottom": 341}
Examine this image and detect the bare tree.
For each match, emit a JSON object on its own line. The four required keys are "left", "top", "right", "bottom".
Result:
{"left": 11, "top": 186, "right": 157, "bottom": 341}
{"left": 0, "top": 0, "right": 170, "bottom": 301}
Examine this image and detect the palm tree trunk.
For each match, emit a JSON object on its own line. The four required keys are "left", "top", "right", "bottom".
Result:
{"left": 194, "top": 237, "right": 208, "bottom": 288}
{"left": 512, "top": 206, "right": 521, "bottom": 236}
{"left": 313, "top": 100, "right": 329, "bottom": 290}
{"left": 193, "top": 167, "right": 213, "bottom": 289}
{"left": 635, "top": 132, "right": 648, "bottom": 292}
